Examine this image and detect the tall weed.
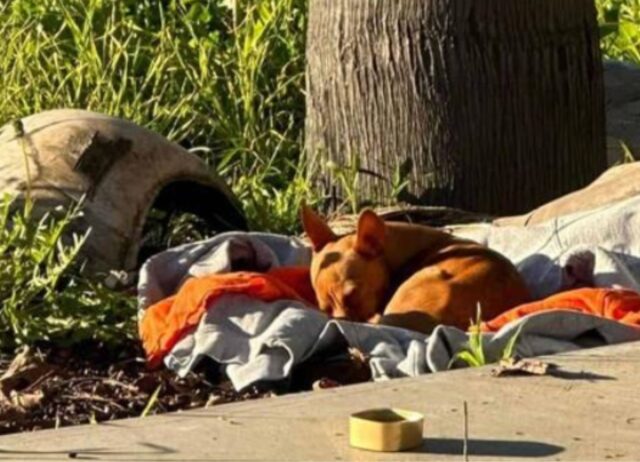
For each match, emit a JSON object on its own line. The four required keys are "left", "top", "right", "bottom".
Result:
{"left": 598, "top": 0, "right": 640, "bottom": 64}
{"left": 0, "top": 196, "right": 136, "bottom": 349}
{"left": 0, "top": 0, "right": 308, "bottom": 231}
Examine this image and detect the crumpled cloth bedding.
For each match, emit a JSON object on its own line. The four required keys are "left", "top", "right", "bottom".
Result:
{"left": 453, "top": 195, "right": 640, "bottom": 299}
{"left": 481, "top": 287, "right": 640, "bottom": 332}
{"left": 138, "top": 196, "right": 640, "bottom": 391}
{"left": 140, "top": 268, "right": 316, "bottom": 368}
{"left": 137, "top": 232, "right": 312, "bottom": 314}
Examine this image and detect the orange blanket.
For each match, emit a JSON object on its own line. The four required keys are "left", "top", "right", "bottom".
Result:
{"left": 482, "top": 287, "right": 640, "bottom": 332}
{"left": 140, "top": 267, "right": 316, "bottom": 368}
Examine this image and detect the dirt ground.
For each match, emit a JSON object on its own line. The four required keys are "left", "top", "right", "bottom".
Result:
{"left": 0, "top": 342, "right": 274, "bottom": 435}
{"left": 0, "top": 340, "right": 372, "bottom": 435}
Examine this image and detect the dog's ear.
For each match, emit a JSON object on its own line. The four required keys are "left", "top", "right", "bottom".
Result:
{"left": 355, "top": 209, "right": 385, "bottom": 257}
{"left": 301, "top": 203, "right": 337, "bottom": 252}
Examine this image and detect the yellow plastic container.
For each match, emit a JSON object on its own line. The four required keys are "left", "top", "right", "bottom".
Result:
{"left": 349, "top": 408, "right": 424, "bottom": 452}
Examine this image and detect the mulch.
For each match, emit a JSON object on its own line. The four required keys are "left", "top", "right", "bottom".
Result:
{"left": 0, "top": 340, "right": 372, "bottom": 436}
{"left": 0, "top": 342, "right": 272, "bottom": 436}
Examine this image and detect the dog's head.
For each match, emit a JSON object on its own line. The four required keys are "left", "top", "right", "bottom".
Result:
{"left": 301, "top": 205, "right": 390, "bottom": 322}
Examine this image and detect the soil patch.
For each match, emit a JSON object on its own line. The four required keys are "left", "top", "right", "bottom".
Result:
{"left": 0, "top": 342, "right": 271, "bottom": 435}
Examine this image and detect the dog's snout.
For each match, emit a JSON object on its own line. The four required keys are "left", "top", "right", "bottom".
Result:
{"left": 332, "top": 310, "right": 348, "bottom": 320}
{"left": 329, "top": 304, "right": 348, "bottom": 320}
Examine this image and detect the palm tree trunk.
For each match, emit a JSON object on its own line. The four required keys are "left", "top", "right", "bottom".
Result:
{"left": 305, "top": 0, "right": 607, "bottom": 214}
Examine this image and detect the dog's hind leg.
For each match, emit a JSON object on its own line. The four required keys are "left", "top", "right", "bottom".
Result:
{"left": 379, "top": 266, "right": 453, "bottom": 334}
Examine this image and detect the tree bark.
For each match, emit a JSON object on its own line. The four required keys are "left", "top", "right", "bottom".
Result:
{"left": 305, "top": 0, "right": 607, "bottom": 215}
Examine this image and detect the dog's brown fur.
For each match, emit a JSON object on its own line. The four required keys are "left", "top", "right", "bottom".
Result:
{"left": 302, "top": 206, "right": 531, "bottom": 334}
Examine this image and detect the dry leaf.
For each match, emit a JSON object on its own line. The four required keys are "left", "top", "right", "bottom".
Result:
{"left": 0, "top": 347, "right": 56, "bottom": 395}
{"left": 492, "top": 357, "right": 554, "bottom": 377}
{"left": 10, "top": 390, "right": 44, "bottom": 410}
{"left": 0, "top": 399, "right": 26, "bottom": 423}
{"left": 348, "top": 348, "right": 370, "bottom": 364}
{"left": 205, "top": 394, "right": 229, "bottom": 407}
{"left": 312, "top": 378, "right": 341, "bottom": 390}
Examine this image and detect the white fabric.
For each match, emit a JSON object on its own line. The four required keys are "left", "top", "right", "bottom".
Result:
{"left": 452, "top": 195, "right": 640, "bottom": 299}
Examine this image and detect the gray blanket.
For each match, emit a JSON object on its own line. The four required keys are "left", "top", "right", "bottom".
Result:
{"left": 453, "top": 195, "right": 640, "bottom": 299}
{"left": 138, "top": 196, "right": 640, "bottom": 391}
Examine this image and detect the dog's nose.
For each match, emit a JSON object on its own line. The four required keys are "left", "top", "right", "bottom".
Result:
{"left": 331, "top": 306, "right": 348, "bottom": 319}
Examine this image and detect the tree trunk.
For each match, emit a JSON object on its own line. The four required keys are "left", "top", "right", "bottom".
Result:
{"left": 305, "top": 0, "right": 607, "bottom": 215}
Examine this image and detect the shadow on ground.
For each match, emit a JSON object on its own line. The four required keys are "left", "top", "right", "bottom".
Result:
{"left": 416, "top": 437, "right": 564, "bottom": 457}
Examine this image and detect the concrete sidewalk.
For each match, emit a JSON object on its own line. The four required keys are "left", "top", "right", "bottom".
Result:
{"left": 1, "top": 342, "right": 639, "bottom": 461}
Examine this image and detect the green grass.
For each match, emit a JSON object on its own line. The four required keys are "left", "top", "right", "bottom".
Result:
{"left": 598, "top": 0, "right": 640, "bottom": 64}
{"left": 0, "top": 195, "right": 136, "bottom": 349}
{"left": 0, "top": 0, "right": 638, "bottom": 350}
{"left": 0, "top": 0, "right": 311, "bottom": 233}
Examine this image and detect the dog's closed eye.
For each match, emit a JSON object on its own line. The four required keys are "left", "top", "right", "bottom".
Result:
{"left": 319, "top": 251, "right": 341, "bottom": 270}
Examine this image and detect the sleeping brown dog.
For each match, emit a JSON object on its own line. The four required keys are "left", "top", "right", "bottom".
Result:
{"left": 301, "top": 205, "right": 530, "bottom": 334}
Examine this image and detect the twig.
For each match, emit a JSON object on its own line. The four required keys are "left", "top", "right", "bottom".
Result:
{"left": 102, "top": 378, "right": 140, "bottom": 392}
{"left": 59, "top": 393, "right": 126, "bottom": 411}
{"left": 109, "top": 356, "right": 146, "bottom": 368}
{"left": 463, "top": 401, "right": 469, "bottom": 462}
{"left": 65, "top": 376, "right": 139, "bottom": 392}
{"left": 23, "top": 369, "right": 57, "bottom": 393}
